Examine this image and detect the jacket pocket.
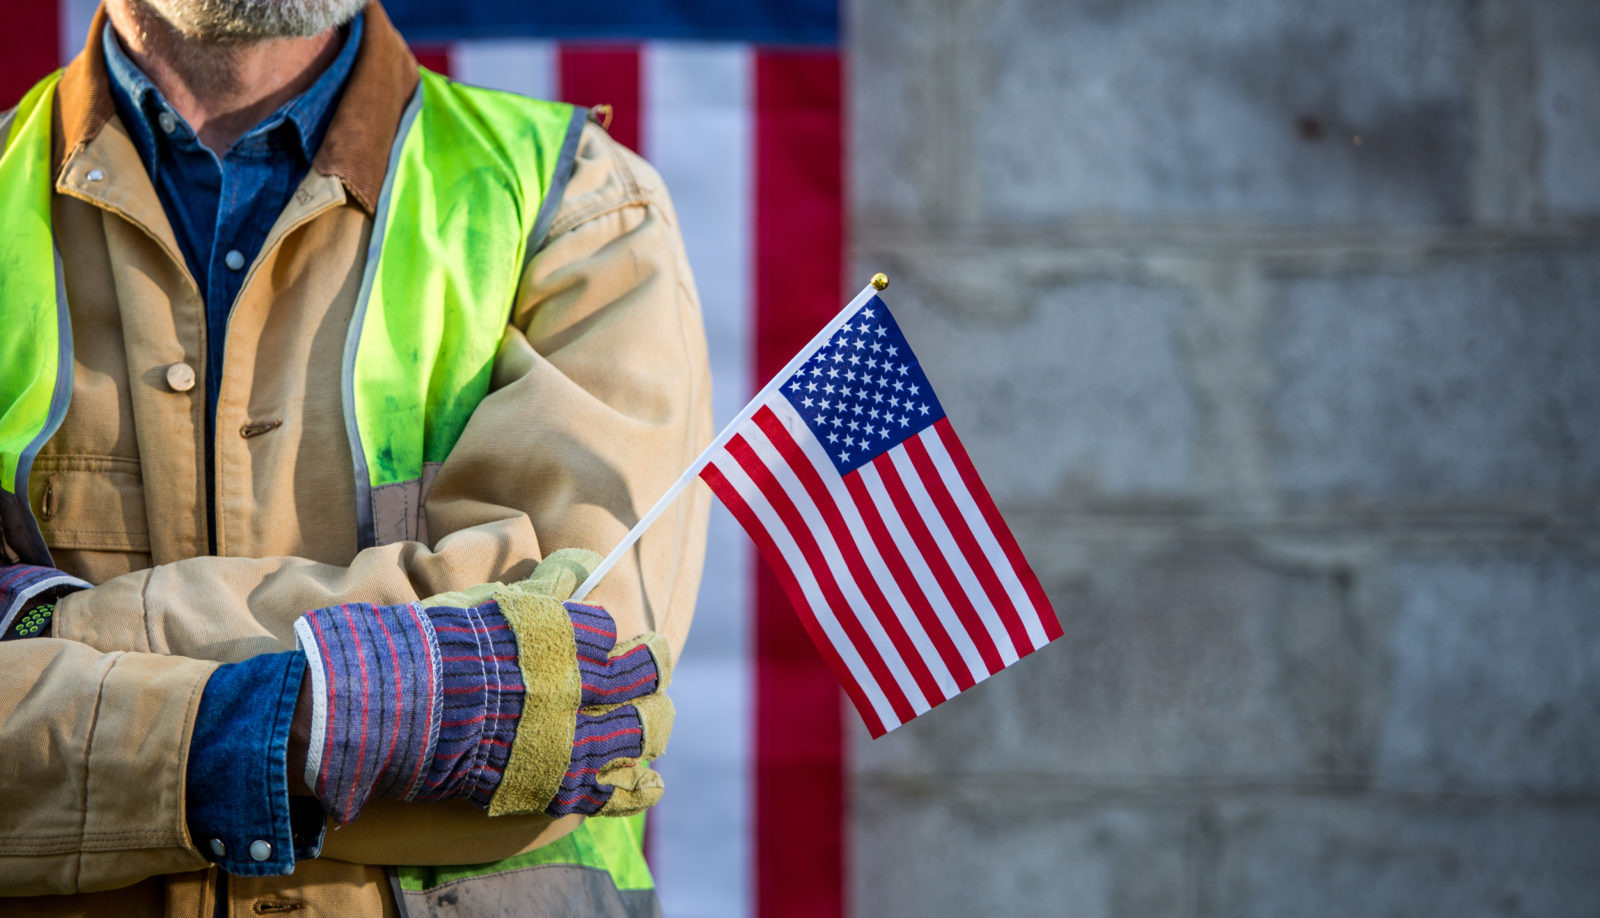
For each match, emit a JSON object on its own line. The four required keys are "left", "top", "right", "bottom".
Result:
{"left": 28, "top": 455, "right": 151, "bottom": 553}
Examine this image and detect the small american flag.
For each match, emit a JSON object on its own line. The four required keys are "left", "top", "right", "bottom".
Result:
{"left": 698, "top": 284, "right": 1061, "bottom": 736}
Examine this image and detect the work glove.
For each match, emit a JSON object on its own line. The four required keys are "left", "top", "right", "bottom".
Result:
{"left": 293, "top": 549, "right": 673, "bottom": 825}
{"left": 0, "top": 563, "right": 89, "bottom": 641}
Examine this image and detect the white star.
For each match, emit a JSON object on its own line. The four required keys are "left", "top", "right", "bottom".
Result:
{"left": 801, "top": 396, "right": 815, "bottom": 409}
{"left": 875, "top": 325, "right": 886, "bottom": 337}
{"left": 845, "top": 370, "right": 856, "bottom": 382}
{"left": 831, "top": 352, "right": 843, "bottom": 364}
{"left": 852, "top": 403, "right": 864, "bottom": 415}
{"left": 832, "top": 415, "right": 844, "bottom": 427}
{"left": 893, "top": 380, "right": 904, "bottom": 392}
{"left": 888, "top": 345, "right": 899, "bottom": 357}
{"left": 869, "top": 408, "right": 880, "bottom": 420}
{"left": 862, "top": 307, "right": 874, "bottom": 318}
{"left": 844, "top": 435, "right": 856, "bottom": 448}
{"left": 841, "top": 322, "right": 854, "bottom": 333}
{"left": 879, "top": 426, "right": 890, "bottom": 438}
{"left": 889, "top": 396, "right": 900, "bottom": 408}
{"left": 898, "top": 364, "right": 910, "bottom": 376}
{"left": 824, "top": 383, "right": 835, "bottom": 395}
{"left": 848, "top": 353, "right": 861, "bottom": 366}
{"left": 872, "top": 391, "right": 884, "bottom": 404}
{"left": 870, "top": 341, "right": 882, "bottom": 353}
{"left": 806, "top": 380, "right": 818, "bottom": 393}
{"left": 909, "top": 383, "right": 921, "bottom": 395}
{"left": 918, "top": 403, "right": 930, "bottom": 415}
{"left": 827, "top": 431, "right": 839, "bottom": 444}
{"left": 853, "top": 337, "right": 865, "bottom": 350}
{"left": 848, "top": 420, "right": 860, "bottom": 432}
{"left": 795, "top": 366, "right": 808, "bottom": 378}
{"left": 899, "top": 414, "right": 910, "bottom": 426}
{"left": 839, "top": 451, "right": 850, "bottom": 462}
{"left": 866, "top": 357, "right": 878, "bottom": 370}
{"left": 878, "top": 376, "right": 890, "bottom": 388}
{"left": 820, "top": 398, "right": 832, "bottom": 410}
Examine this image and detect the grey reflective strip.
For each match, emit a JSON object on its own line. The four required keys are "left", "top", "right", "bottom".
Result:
{"left": 0, "top": 107, "right": 17, "bottom": 153}
{"left": 400, "top": 864, "right": 661, "bottom": 918}
{"left": 523, "top": 106, "right": 589, "bottom": 269}
{"left": 342, "top": 84, "right": 423, "bottom": 550}
{"left": 4, "top": 249, "right": 75, "bottom": 565}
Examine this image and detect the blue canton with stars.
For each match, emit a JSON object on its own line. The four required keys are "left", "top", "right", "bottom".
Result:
{"left": 780, "top": 295, "right": 946, "bottom": 476}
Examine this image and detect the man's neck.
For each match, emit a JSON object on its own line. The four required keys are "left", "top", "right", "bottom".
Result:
{"left": 106, "top": 0, "right": 343, "bottom": 154}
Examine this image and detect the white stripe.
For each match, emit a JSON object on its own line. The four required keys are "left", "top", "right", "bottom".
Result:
{"left": 451, "top": 39, "right": 558, "bottom": 99}
{"left": 887, "top": 448, "right": 1020, "bottom": 665}
{"left": 292, "top": 618, "right": 329, "bottom": 796}
{"left": 741, "top": 417, "right": 930, "bottom": 714}
{"left": 856, "top": 462, "right": 992, "bottom": 683}
{"left": 918, "top": 428, "right": 1050, "bottom": 649}
{"left": 643, "top": 43, "right": 754, "bottom": 918}
{"left": 768, "top": 396, "right": 959, "bottom": 700}
{"left": 711, "top": 449, "right": 899, "bottom": 732}
{"left": 60, "top": 0, "right": 97, "bottom": 68}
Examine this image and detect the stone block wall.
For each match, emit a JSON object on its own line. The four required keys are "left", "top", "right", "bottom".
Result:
{"left": 847, "top": 1, "right": 1600, "bottom": 914}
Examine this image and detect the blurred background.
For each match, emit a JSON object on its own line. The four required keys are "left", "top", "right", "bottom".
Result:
{"left": 851, "top": 2, "right": 1600, "bottom": 916}
{"left": 5, "top": 1, "right": 1598, "bottom": 916}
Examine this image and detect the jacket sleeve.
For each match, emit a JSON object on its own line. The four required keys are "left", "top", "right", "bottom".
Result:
{"left": 3, "top": 122, "right": 712, "bottom": 889}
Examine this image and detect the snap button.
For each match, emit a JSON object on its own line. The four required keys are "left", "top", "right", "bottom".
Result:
{"left": 86, "top": 169, "right": 104, "bottom": 182}
{"left": 249, "top": 839, "right": 272, "bottom": 861}
{"left": 209, "top": 838, "right": 227, "bottom": 857}
{"left": 159, "top": 111, "right": 178, "bottom": 134}
{"left": 224, "top": 250, "right": 246, "bottom": 271}
{"left": 165, "top": 362, "right": 196, "bottom": 392}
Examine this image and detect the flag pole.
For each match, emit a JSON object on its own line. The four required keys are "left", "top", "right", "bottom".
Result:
{"left": 568, "top": 274, "right": 891, "bottom": 603}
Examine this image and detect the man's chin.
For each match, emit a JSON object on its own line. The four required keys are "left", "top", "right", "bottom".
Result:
{"left": 141, "top": 0, "right": 367, "bottom": 42}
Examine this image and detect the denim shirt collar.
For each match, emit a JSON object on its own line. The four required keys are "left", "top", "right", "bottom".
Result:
{"left": 101, "top": 13, "right": 363, "bottom": 172}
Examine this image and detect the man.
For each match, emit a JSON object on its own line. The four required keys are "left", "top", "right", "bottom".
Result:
{"left": 0, "top": 0, "right": 711, "bottom": 914}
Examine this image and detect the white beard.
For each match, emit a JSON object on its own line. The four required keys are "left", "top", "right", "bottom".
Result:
{"left": 140, "top": 0, "right": 368, "bottom": 42}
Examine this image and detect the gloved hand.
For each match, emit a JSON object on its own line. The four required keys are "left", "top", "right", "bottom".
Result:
{"left": 0, "top": 563, "right": 89, "bottom": 641}
{"left": 472, "top": 549, "right": 674, "bottom": 819}
{"left": 292, "top": 549, "right": 672, "bottom": 824}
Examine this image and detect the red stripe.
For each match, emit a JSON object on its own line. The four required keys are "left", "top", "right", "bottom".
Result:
{"left": 840, "top": 469, "right": 976, "bottom": 692}
{"left": 585, "top": 673, "right": 657, "bottom": 697}
{"left": 753, "top": 47, "right": 845, "bottom": 918}
{"left": 933, "top": 420, "right": 1061, "bottom": 640}
{"left": 902, "top": 434, "right": 1031, "bottom": 658}
{"left": 439, "top": 654, "right": 517, "bottom": 662}
{"left": 338, "top": 604, "right": 374, "bottom": 818}
{"left": 0, "top": 2, "right": 58, "bottom": 111}
{"left": 556, "top": 45, "right": 641, "bottom": 152}
{"left": 571, "top": 620, "right": 617, "bottom": 639}
{"left": 724, "top": 433, "right": 912, "bottom": 726}
{"left": 701, "top": 461, "right": 879, "bottom": 731}
{"left": 372, "top": 611, "right": 406, "bottom": 795}
{"left": 573, "top": 726, "right": 643, "bottom": 745}
{"left": 872, "top": 454, "right": 1006, "bottom": 675}
{"left": 410, "top": 44, "right": 453, "bottom": 78}
{"left": 752, "top": 406, "right": 945, "bottom": 707}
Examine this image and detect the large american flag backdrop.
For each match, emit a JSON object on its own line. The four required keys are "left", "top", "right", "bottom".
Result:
{"left": 2, "top": 2, "right": 846, "bottom": 916}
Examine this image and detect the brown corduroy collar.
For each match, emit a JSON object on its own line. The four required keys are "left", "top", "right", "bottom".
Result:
{"left": 54, "top": 2, "right": 418, "bottom": 215}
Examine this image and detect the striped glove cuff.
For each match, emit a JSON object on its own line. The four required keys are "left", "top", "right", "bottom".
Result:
{"left": 294, "top": 598, "right": 527, "bottom": 824}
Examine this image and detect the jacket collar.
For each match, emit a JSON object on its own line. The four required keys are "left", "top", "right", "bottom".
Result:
{"left": 56, "top": 2, "right": 418, "bottom": 216}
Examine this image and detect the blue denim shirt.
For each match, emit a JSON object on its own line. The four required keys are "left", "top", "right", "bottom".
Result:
{"left": 101, "top": 15, "right": 362, "bottom": 427}
{"left": 101, "top": 18, "right": 363, "bottom": 876}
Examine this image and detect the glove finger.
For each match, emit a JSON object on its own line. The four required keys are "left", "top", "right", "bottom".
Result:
{"left": 566, "top": 600, "right": 620, "bottom": 665}
{"left": 578, "top": 628, "right": 667, "bottom": 707}
{"left": 628, "top": 691, "right": 675, "bottom": 761}
{"left": 524, "top": 548, "right": 604, "bottom": 601}
{"left": 595, "top": 760, "right": 664, "bottom": 817}
{"left": 612, "top": 632, "right": 673, "bottom": 693}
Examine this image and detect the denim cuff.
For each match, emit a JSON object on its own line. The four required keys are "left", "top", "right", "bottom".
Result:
{"left": 187, "top": 650, "right": 326, "bottom": 876}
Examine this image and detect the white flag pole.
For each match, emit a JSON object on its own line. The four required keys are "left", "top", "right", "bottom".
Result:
{"left": 569, "top": 276, "right": 890, "bottom": 603}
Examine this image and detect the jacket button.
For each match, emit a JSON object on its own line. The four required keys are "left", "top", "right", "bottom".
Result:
{"left": 165, "top": 363, "right": 197, "bottom": 392}
{"left": 209, "top": 838, "right": 227, "bottom": 857}
{"left": 249, "top": 840, "right": 272, "bottom": 861}
{"left": 225, "top": 250, "right": 246, "bottom": 271}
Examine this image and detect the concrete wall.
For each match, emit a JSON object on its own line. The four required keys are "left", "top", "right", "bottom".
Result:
{"left": 847, "top": 1, "right": 1600, "bottom": 915}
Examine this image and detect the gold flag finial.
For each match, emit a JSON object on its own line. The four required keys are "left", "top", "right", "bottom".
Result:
{"left": 870, "top": 273, "right": 890, "bottom": 291}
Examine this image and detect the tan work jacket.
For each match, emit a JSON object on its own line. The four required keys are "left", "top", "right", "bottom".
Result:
{"left": 0, "top": 4, "right": 712, "bottom": 914}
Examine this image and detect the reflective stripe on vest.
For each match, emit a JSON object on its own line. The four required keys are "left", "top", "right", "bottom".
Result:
{"left": 0, "top": 69, "right": 654, "bottom": 896}
{"left": 0, "top": 71, "right": 72, "bottom": 566}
